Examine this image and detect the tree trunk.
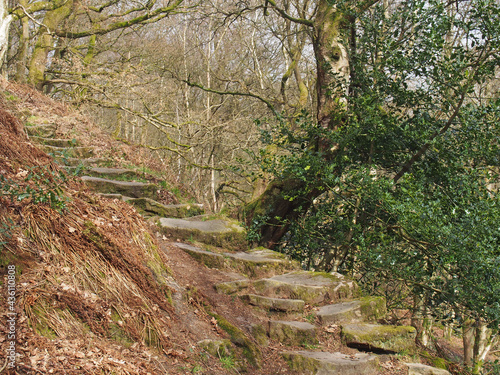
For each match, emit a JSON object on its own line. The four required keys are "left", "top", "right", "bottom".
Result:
{"left": 463, "top": 319, "right": 476, "bottom": 368}
{"left": 28, "top": 0, "right": 73, "bottom": 90}
{"left": 0, "top": 0, "right": 12, "bottom": 74}
{"left": 243, "top": 179, "right": 320, "bottom": 248}
{"left": 243, "top": 1, "right": 352, "bottom": 247}
{"left": 313, "top": 0, "right": 350, "bottom": 131}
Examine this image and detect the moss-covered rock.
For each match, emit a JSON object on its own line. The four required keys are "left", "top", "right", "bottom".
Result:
{"left": 81, "top": 176, "right": 158, "bottom": 199}
{"left": 127, "top": 198, "right": 204, "bottom": 218}
{"left": 342, "top": 323, "right": 416, "bottom": 353}
{"left": 253, "top": 271, "right": 359, "bottom": 304}
{"left": 198, "top": 339, "right": 233, "bottom": 358}
{"left": 250, "top": 323, "right": 269, "bottom": 346}
{"left": 174, "top": 242, "right": 227, "bottom": 269}
{"left": 215, "top": 280, "right": 250, "bottom": 295}
{"left": 317, "top": 296, "right": 387, "bottom": 325}
{"left": 228, "top": 248, "right": 300, "bottom": 278}
{"left": 30, "top": 136, "right": 79, "bottom": 147}
{"left": 281, "top": 351, "right": 380, "bottom": 374}
{"left": 158, "top": 218, "right": 247, "bottom": 250}
{"left": 208, "top": 312, "right": 261, "bottom": 368}
{"left": 42, "top": 145, "right": 94, "bottom": 158}
{"left": 240, "top": 294, "right": 305, "bottom": 312}
{"left": 268, "top": 320, "right": 317, "bottom": 346}
{"left": 406, "top": 362, "right": 451, "bottom": 375}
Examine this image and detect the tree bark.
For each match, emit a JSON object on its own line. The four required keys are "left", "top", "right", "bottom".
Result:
{"left": 0, "top": 0, "right": 12, "bottom": 74}
{"left": 243, "top": 179, "right": 320, "bottom": 248}
{"left": 28, "top": 0, "right": 74, "bottom": 89}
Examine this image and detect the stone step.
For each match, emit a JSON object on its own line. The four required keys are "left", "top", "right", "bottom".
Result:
{"left": 174, "top": 243, "right": 297, "bottom": 277}
{"left": 68, "top": 166, "right": 138, "bottom": 179}
{"left": 317, "top": 297, "right": 387, "bottom": 325}
{"left": 253, "top": 271, "right": 359, "bottom": 304}
{"left": 81, "top": 176, "right": 158, "bottom": 199}
{"left": 42, "top": 144, "right": 94, "bottom": 159}
{"left": 158, "top": 218, "right": 246, "bottom": 250}
{"left": 126, "top": 198, "right": 204, "bottom": 218}
{"left": 215, "top": 279, "right": 250, "bottom": 295}
{"left": 406, "top": 362, "right": 451, "bottom": 375}
{"left": 341, "top": 323, "right": 416, "bottom": 353}
{"left": 240, "top": 294, "right": 305, "bottom": 312}
{"left": 25, "top": 123, "right": 56, "bottom": 138}
{"left": 268, "top": 320, "right": 317, "bottom": 346}
{"left": 281, "top": 351, "right": 380, "bottom": 375}
{"left": 55, "top": 157, "right": 112, "bottom": 167}
{"left": 30, "top": 136, "right": 79, "bottom": 147}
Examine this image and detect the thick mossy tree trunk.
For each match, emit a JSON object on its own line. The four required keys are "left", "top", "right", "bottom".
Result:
{"left": 243, "top": 179, "right": 320, "bottom": 248}
{"left": 243, "top": 0, "right": 360, "bottom": 248}
{"left": 28, "top": 0, "right": 74, "bottom": 90}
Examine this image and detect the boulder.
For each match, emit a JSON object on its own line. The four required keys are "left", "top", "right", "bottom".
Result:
{"left": 281, "top": 351, "right": 379, "bottom": 375}
{"left": 342, "top": 323, "right": 416, "bottom": 353}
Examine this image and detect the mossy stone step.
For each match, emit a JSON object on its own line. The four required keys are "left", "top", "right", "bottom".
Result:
{"left": 215, "top": 279, "right": 250, "bottom": 294}
{"left": 74, "top": 167, "right": 138, "bottom": 179}
{"left": 281, "top": 351, "right": 380, "bottom": 375}
{"left": 158, "top": 218, "right": 246, "bottom": 250}
{"left": 126, "top": 198, "right": 204, "bottom": 218}
{"left": 268, "top": 320, "right": 317, "bottom": 346}
{"left": 174, "top": 243, "right": 297, "bottom": 277}
{"left": 55, "top": 157, "right": 113, "bottom": 167}
{"left": 42, "top": 144, "right": 94, "bottom": 158}
{"left": 406, "top": 363, "right": 451, "bottom": 375}
{"left": 317, "top": 296, "right": 387, "bottom": 325}
{"left": 253, "top": 271, "right": 359, "bottom": 304}
{"left": 30, "top": 136, "right": 79, "bottom": 147}
{"left": 25, "top": 124, "right": 56, "bottom": 138}
{"left": 81, "top": 176, "right": 158, "bottom": 199}
{"left": 240, "top": 294, "right": 305, "bottom": 312}
{"left": 341, "top": 323, "right": 417, "bottom": 353}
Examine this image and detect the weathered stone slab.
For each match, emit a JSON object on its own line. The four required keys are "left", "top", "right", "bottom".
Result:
{"left": 25, "top": 124, "right": 56, "bottom": 138}
{"left": 342, "top": 323, "right": 416, "bottom": 353}
{"left": 30, "top": 136, "right": 78, "bottom": 147}
{"left": 240, "top": 294, "right": 305, "bottom": 312}
{"left": 174, "top": 242, "right": 226, "bottom": 268}
{"left": 317, "top": 296, "right": 387, "bottom": 325}
{"left": 83, "top": 167, "right": 138, "bottom": 178}
{"left": 127, "top": 198, "right": 203, "bottom": 218}
{"left": 42, "top": 145, "right": 94, "bottom": 158}
{"left": 81, "top": 176, "right": 158, "bottom": 199}
{"left": 281, "top": 351, "right": 380, "bottom": 375}
{"left": 215, "top": 280, "right": 250, "bottom": 294}
{"left": 228, "top": 248, "right": 300, "bottom": 277}
{"left": 269, "top": 320, "right": 317, "bottom": 346}
{"left": 158, "top": 218, "right": 246, "bottom": 250}
{"left": 57, "top": 157, "right": 112, "bottom": 167}
{"left": 253, "top": 271, "right": 359, "bottom": 304}
{"left": 406, "top": 363, "right": 451, "bottom": 375}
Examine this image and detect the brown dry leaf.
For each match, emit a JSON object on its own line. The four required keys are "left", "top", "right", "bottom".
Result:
{"left": 324, "top": 324, "right": 339, "bottom": 333}
{"left": 68, "top": 226, "right": 76, "bottom": 233}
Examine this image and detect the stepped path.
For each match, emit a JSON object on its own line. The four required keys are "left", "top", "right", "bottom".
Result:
{"left": 27, "top": 128, "right": 450, "bottom": 375}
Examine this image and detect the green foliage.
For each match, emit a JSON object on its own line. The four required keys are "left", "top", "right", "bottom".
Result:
{"left": 0, "top": 166, "right": 69, "bottom": 211}
{"left": 254, "top": 0, "right": 500, "bottom": 342}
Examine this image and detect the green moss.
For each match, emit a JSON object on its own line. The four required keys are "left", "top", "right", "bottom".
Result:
{"left": 109, "top": 322, "right": 134, "bottom": 347}
{"left": 208, "top": 312, "right": 261, "bottom": 368}
{"left": 432, "top": 357, "right": 448, "bottom": 370}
